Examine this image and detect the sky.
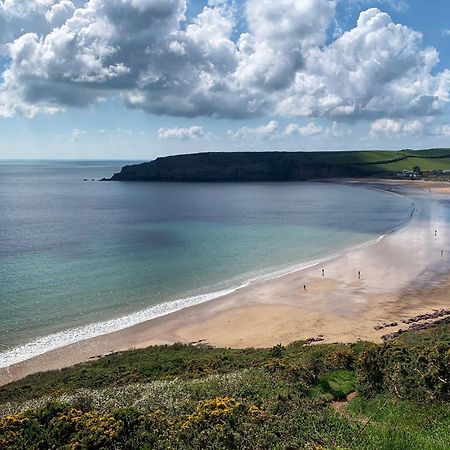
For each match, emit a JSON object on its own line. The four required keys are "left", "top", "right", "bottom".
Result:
{"left": 0, "top": 0, "right": 450, "bottom": 160}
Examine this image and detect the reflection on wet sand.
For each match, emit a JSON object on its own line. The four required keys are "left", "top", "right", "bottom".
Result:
{"left": 1, "top": 181, "right": 450, "bottom": 386}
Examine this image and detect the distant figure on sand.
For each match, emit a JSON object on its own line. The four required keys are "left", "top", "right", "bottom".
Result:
{"left": 358, "top": 271, "right": 361, "bottom": 280}
{"left": 303, "top": 284, "right": 307, "bottom": 291}
{"left": 435, "top": 230, "right": 438, "bottom": 237}
{"left": 322, "top": 269, "right": 325, "bottom": 277}
{"left": 441, "top": 250, "right": 444, "bottom": 257}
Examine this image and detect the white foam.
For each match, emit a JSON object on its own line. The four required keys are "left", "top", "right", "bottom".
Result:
{"left": 0, "top": 188, "right": 416, "bottom": 369}
{"left": 0, "top": 256, "right": 331, "bottom": 369}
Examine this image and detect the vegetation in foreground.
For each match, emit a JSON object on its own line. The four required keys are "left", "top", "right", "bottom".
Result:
{"left": 0, "top": 324, "right": 449, "bottom": 449}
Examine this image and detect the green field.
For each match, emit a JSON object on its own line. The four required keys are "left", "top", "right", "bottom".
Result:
{"left": 308, "top": 148, "right": 450, "bottom": 174}
{"left": 307, "top": 150, "right": 404, "bottom": 166}
{"left": 0, "top": 323, "right": 449, "bottom": 449}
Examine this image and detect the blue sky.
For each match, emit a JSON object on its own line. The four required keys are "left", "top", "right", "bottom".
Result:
{"left": 0, "top": 0, "right": 450, "bottom": 159}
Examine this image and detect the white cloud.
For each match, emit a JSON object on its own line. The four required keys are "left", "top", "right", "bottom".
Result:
{"left": 45, "top": 1, "right": 76, "bottom": 26}
{"left": 235, "top": 0, "right": 334, "bottom": 92}
{"left": 284, "top": 121, "right": 344, "bottom": 138}
{"left": 434, "top": 124, "right": 450, "bottom": 136}
{"left": 402, "top": 120, "right": 424, "bottom": 134}
{"left": 285, "top": 122, "right": 323, "bottom": 136}
{"left": 370, "top": 118, "right": 402, "bottom": 137}
{"left": 277, "top": 8, "right": 450, "bottom": 119}
{"left": 229, "top": 120, "right": 279, "bottom": 139}
{"left": 0, "top": 1, "right": 448, "bottom": 125}
{"left": 443, "top": 29, "right": 450, "bottom": 37}
{"left": 370, "top": 118, "right": 423, "bottom": 137}
{"left": 0, "top": 0, "right": 82, "bottom": 51}
{"left": 70, "top": 128, "right": 86, "bottom": 142}
{"left": 158, "top": 125, "right": 205, "bottom": 140}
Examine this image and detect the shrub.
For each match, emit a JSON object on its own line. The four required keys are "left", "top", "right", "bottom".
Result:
{"left": 356, "top": 344, "right": 385, "bottom": 398}
{"left": 326, "top": 347, "right": 355, "bottom": 370}
{"left": 356, "top": 338, "right": 450, "bottom": 403}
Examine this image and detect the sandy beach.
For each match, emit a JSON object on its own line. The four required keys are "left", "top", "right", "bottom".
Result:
{"left": 1, "top": 179, "right": 449, "bottom": 386}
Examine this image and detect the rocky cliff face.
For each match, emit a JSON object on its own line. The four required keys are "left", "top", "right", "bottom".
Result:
{"left": 107, "top": 152, "right": 371, "bottom": 182}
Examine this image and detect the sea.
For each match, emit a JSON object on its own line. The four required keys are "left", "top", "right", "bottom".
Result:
{"left": 0, "top": 160, "right": 414, "bottom": 367}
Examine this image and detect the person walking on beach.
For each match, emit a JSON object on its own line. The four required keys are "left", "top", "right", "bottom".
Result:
{"left": 358, "top": 271, "right": 361, "bottom": 280}
{"left": 435, "top": 230, "right": 438, "bottom": 237}
{"left": 322, "top": 269, "right": 325, "bottom": 277}
{"left": 441, "top": 250, "right": 444, "bottom": 258}
{"left": 303, "top": 284, "right": 307, "bottom": 291}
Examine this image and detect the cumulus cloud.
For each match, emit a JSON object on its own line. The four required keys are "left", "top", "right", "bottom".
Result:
{"left": 229, "top": 120, "right": 279, "bottom": 139}
{"left": 277, "top": 8, "right": 450, "bottom": 119}
{"left": 45, "top": 1, "right": 76, "bottom": 26}
{"left": 284, "top": 121, "right": 344, "bottom": 138}
{"left": 0, "top": 1, "right": 448, "bottom": 124}
{"left": 234, "top": 0, "right": 335, "bottom": 92}
{"left": 370, "top": 118, "right": 423, "bottom": 137}
{"left": 158, "top": 125, "right": 205, "bottom": 140}
{"left": 0, "top": 1, "right": 85, "bottom": 51}
{"left": 285, "top": 122, "right": 324, "bottom": 137}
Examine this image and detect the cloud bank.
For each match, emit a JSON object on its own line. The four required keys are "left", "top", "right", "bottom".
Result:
{"left": 0, "top": 0, "right": 449, "bottom": 123}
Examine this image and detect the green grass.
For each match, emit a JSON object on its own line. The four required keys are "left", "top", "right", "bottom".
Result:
{"left": 0, "top": 340, "right": 369, "bottom": 405}
{"left": 307, "top": 150, "right": 404, "bottom": 166}
{"left": 348, "top": 396, "right": 450, "bottom": 450}
{"left": 307, "top": 148, "right": 450, "bottom": 174}
{"left": 374, "top": 156, "right": 450, "bottom": 172}
{"left": 0, "top": 345, "right": 274, "bottom": 403}
{"left": 0, "top": 325, "right": 448, "bottom": 449}
{"left": 402, "top": 148, "right": 450, "bottom": 158}
{"left": 316, "top": 369, "right": 356, "bottom": 400}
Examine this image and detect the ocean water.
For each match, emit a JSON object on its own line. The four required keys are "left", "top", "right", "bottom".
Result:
{"left": 0, "top": 161, "right": 414, "bottom": 366}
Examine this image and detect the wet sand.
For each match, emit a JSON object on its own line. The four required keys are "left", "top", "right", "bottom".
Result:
{"left": 1, "top": 179, "right": 449, "bottom": 386}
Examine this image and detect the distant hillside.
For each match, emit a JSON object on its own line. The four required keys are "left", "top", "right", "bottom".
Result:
{"left": 107, "top": 148, "right": 450, "bottom": 182}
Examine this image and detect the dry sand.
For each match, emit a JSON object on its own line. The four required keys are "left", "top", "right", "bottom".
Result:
{"left": 1, "top": 179, "right": 449, "bottom": 386}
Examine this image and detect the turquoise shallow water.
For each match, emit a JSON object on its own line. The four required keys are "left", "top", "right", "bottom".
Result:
{"left": 0, "top": 161, "right": 413, "bottom": 365}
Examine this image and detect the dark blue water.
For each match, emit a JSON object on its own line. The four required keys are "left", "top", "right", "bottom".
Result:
{"left": 0, "top": 161, "right": 413, "bottom": 365}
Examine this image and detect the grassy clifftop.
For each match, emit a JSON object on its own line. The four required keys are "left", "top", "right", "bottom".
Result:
{"left": 108, "top": 148, "right": 450, "bottom": 182}
{"left": 0, "top": 324, "right": 449, "bottom": 449}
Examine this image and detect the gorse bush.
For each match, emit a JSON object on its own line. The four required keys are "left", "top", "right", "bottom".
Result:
{"left": 356, "top": 333, "right": 450, "bottom": 402}
{"left": 0, "top": 397, "right": 274, "bottom": 449}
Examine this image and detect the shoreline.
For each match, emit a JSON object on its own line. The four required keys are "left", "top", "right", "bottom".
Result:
{"left": 0, "top": 208, "right": 410, "bottom": 370}
{"left": 1, "top": 179, "right": 449, "bottom": 386}
{"left": 0, "top": 181, "right": 414, "bottom": 370}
